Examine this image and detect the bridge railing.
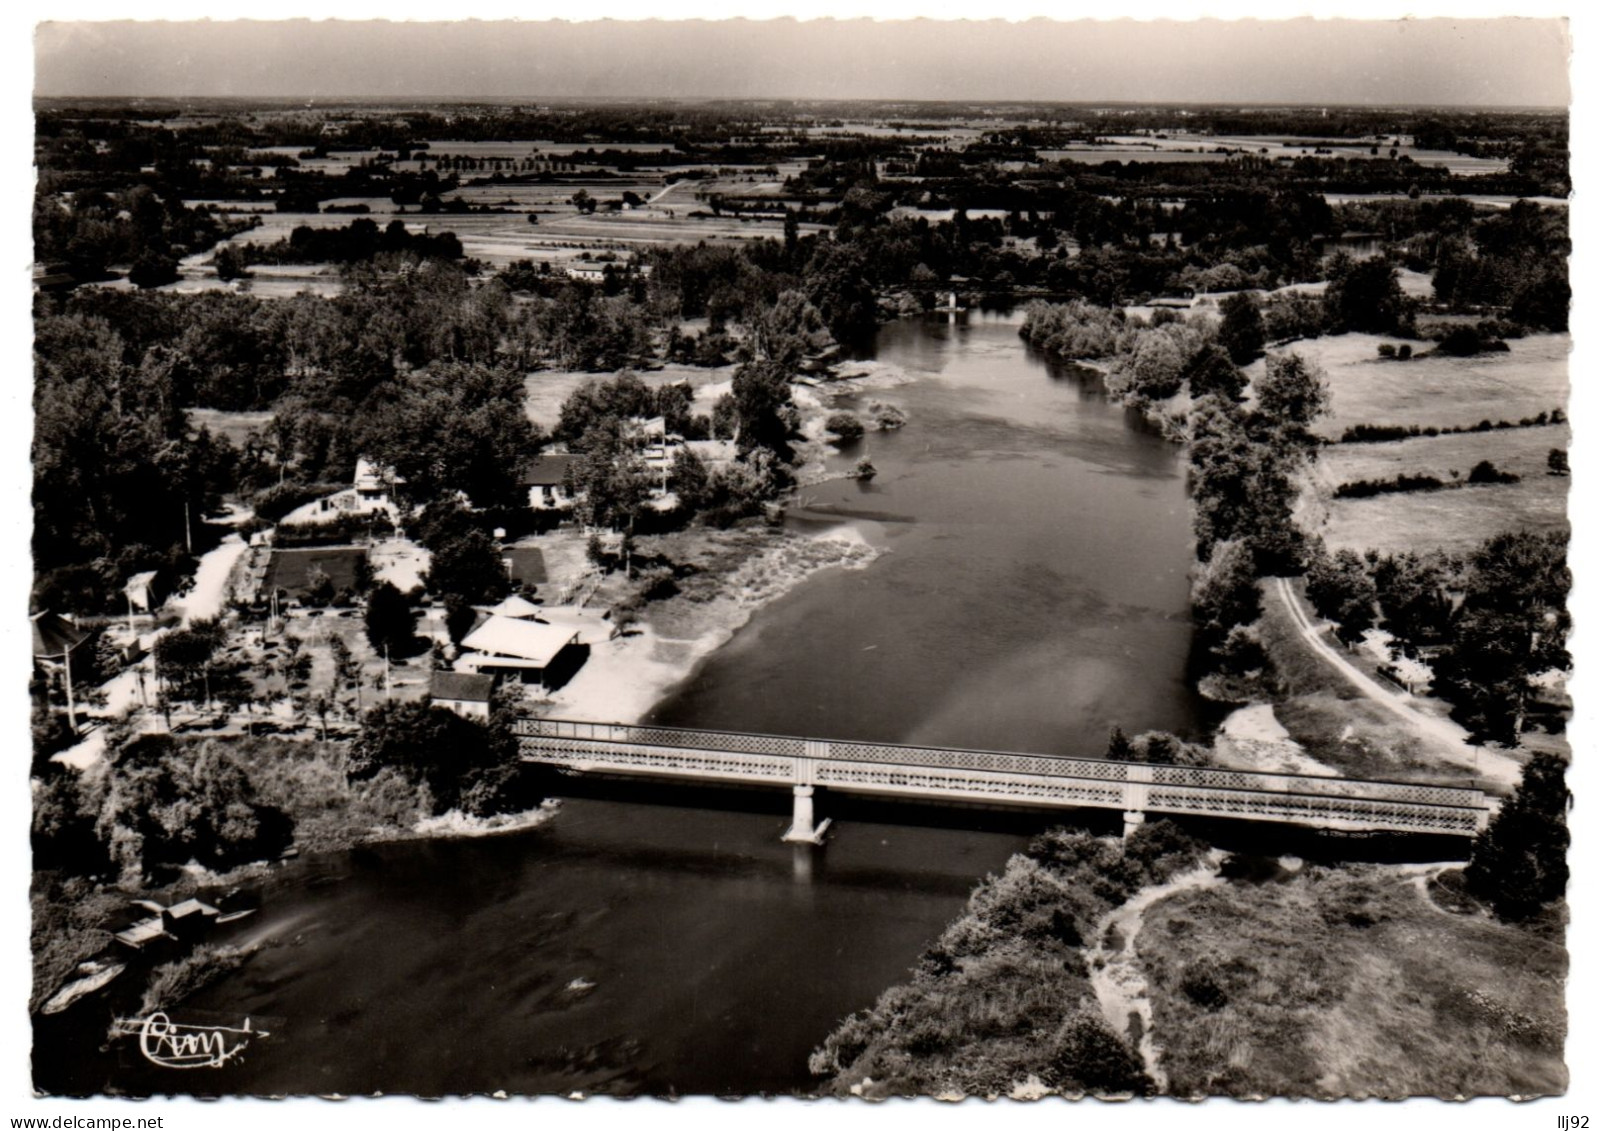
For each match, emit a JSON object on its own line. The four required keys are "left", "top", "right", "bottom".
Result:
{"left": 514, "top": 717, "right": 1486, "bottom": 811}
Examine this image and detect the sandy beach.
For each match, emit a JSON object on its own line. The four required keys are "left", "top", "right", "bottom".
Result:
{"left": 534, "top": 524, "right": 880, "bottom": 724}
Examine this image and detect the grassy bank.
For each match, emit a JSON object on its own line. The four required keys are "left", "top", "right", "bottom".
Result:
{"left": 1138, "top": 864, "right": 1567, "bottom": 1097}
{"left": 808, "top": 822, "right": 1207, "bottom": 1098}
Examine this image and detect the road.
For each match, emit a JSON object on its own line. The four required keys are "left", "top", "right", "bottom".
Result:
{"left": 172, "top": 533, "right": 248, "bottom": 626}
{"left": 1272, "top": 576, "right": 1522, "bottom": 793}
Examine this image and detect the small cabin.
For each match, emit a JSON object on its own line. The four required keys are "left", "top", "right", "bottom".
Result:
{"left": 523, "top": 454, "right": 581, "bottom": 510}
{"left": 456, "top": 615, "right": 584, "bottom": 688}
{"left": 429, "top": 670, "right": 496, "bottom": 720}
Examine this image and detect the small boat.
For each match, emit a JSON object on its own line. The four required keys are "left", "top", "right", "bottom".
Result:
{"left": 41, "top": 961, "right": 126, "bottom": 1015}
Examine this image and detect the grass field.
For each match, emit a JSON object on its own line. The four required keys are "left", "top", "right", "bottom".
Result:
{"left": 1139, "top": 864, "right": 1567, "bottom": 1098}
{"left": 186, "top": 407, "right": 273, "bottom": 447}
{"left": 1256, "top": 332, "right": 1570, "bottom": 438}
{"left": 1252, "top": 331, "right": 1571, "bottom": 556}
{"left": 1315, "top": 425, "right": 1571, "bottom": 556}
{"left": 264, "top": 547, "right": 369, "bottom": 598}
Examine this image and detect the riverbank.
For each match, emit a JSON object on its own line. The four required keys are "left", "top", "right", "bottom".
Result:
{"left": 810, "top": 828, "right": 1567, "bottom": 1099}
{"left": 533, "top": 523, "right": 879, "bottom": 725}
{"left": 807, "top": 821, "right": 1210, "bottom": 1098}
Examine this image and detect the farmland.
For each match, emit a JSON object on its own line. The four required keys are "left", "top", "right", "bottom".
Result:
{"left": 1257, "top": 332, "right": 1571, "bottom": 556}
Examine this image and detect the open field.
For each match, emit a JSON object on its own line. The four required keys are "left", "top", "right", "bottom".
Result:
{"left": 264, "top": 547, "right": 369, "bottom": 598}
{"left": 1139, "top": 863, "right": 1566, "bottom": 1098}
{"left": 1252, "top": 332, "right": 1570, "bottom": 438}
{"left": 1315, "top": 425, "right": 1570, "bottom": 557}
{"left": 186, "top": 407, "right": 273, "bottom": 447}
{"left": 1257, "top": 331, "right": 1571, "bottom": 556}
{"left": 1040, "top": 134, "right": 1511, "bottom": 174}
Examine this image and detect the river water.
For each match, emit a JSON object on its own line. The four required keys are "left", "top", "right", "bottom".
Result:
{"left": 39, "top": 311, "right": 1204, "bottom": 1098}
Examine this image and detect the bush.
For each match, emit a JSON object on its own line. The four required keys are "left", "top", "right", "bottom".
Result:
{"left": 1178, "top": 958, "right": 1230, "bottom": 1010}
{"left": 825, "top": 412, "right": 865, "bottom": 441}
{"left": 251, "top": 481, "right": 338, "bottom": 524}
{"left": 1467, "top": 460, "right": 1520, "bottom": 486}
{"left": 1041, "top": 1010, "right": 1150, "bottom": 1095}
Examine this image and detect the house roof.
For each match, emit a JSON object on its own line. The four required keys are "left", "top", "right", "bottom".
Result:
{"left": 521, "top": 454, "right": 581, "bottom": 487}
{"left": 430, "top": 671, "right": 496, "bottom": 703}
{"left": 460, "top": 615, "right": 578, "bottom": 666}
{"left": 31, "top": 611, "right": 88, "bottom": 660}
{"left": 485, "top": 594, "right": 541, "bottom": 619}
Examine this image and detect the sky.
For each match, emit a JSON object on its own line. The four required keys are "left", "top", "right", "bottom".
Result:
{"left": 33, "top": 16, "right": 1572, "bottom": 106}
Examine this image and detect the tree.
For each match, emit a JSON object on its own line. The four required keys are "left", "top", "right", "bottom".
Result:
{"left": 1463, "top": 752, "right": 1569, "bottom": 921}
{"left": 214, "top": 244, "right": 252, "bottom": 282}
{"left": 329, "top": 633, "right": 366, "bottom": 715}
{"left": 95, "top": 735, "right": 294, "bottom": 883}
{"left": 748, "top": 289, "right": 829, "bottom": 366}
{"left": 1548, "top": 448, "right": 1569, "bottom": 476}
{"left": 424, "top": 529, "right": 510, "bottom": 606}
{"left": 670, "top": 445, "right": 711, "bottom": 512}
{"left": 362, "top": 362, "right": 543, "bottom": 509}
{"left": 1250, "top": 351, "right": 1329, "bottom": 454}
{"left": 1190, "top": 540, "right": 1261, "bottom": 653}
{"left": 1182, "top": 343, "right": 1246, "bottom": 402}
{"left": 1217, "top": 292, "right": 1265, "bottom": 364}
{"left": 731, "top": 358, "right": 800, "bottom": 467}
{"left": 1304, "top": 544, "right": 1378, "bottom": 646}
{"left": 1432, "top": 532, "right": 1570, "bottom": 745}
{"left": 153, "top": 618, "right": 226, "bottom": 708}
{"left": 1324, "top": 256, "right": 1412, "bottom": 336}
{"left": 364, "top": 581, "right": 419, "bottom": 657}
{"left": 1104, "top": 727, "right": 1134, "bottom": 762}
{"left": 1371, "top": 550, "right": 1455, "bottom": 656}
{"left": 351, "top": 699, "right": 521, "bottom": 815}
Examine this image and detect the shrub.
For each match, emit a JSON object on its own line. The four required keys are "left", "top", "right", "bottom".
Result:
{"left": 1178, "top": 958, "right": 1230, "bottom": 1010}
{"left": 825, "top": 412, "right": 865, "bottom": 441}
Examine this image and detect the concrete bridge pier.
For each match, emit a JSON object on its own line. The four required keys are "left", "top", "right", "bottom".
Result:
{"left": 783, "top": 785, "right": 831, "bottom": 845}
{"left": 1122, "top": 810, "right": 1146, "bottom": 840}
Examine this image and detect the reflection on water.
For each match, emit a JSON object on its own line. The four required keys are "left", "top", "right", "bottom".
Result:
{"left": 652, "top": 310, "right": 1204, "bottom": 756}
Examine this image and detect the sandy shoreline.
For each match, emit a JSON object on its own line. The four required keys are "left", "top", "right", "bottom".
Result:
{"left": 534, "top": 524, "right": 880, "bottom": 724}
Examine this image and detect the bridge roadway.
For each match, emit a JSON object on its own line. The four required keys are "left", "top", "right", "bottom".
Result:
{"left": 515, "top": 718, "right": 1491, "bottom": 843}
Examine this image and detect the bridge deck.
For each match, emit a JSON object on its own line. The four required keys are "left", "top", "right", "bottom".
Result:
{"left": 515, "top": 718, "right": 1491, "bottom": 836}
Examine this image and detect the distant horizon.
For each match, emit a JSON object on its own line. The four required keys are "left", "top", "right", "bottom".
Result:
{"left": 30, "top": 93, "right": 1572, "bottom": 111}
{"left": 34, "top": 18, "right": 1572, "bottom": 107}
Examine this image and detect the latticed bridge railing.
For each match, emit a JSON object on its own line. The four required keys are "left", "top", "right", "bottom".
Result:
{"left": 513, "top": 718, "right": 1491, "bottom": 836}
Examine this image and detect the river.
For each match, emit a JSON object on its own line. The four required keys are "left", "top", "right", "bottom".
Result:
{"left": 37, "top": 310, "right": 1205, "bottom": 1098}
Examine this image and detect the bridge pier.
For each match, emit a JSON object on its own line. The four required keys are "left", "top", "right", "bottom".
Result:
{"left": 1122, "top": 810, "right": 1146, "bottom": 840}
{"left": 783, "top": 785, "right": 831, "bottom": 845}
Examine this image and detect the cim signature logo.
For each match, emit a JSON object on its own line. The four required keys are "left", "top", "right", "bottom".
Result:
{"left": 113, "top": 1012, "right": 268, "bottom": 1069}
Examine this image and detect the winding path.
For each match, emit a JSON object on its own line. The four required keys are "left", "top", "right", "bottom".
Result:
{"left": 1271, "top": 577, "right": 1521, "bottom": 792}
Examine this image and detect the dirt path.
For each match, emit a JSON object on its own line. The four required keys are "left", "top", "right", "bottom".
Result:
{"left": 1272, "top": 577, "right": 1522, "bottom": 793}
{"left": 1087, "top": 851, "right": 1228, "bottom": 1093}
{"left": 173, "top": 533, "right": 249, "bottom": 626}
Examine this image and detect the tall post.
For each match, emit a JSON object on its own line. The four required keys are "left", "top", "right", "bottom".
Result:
{"left": 61, "top": 645, "right": 78, "bottom": 736}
